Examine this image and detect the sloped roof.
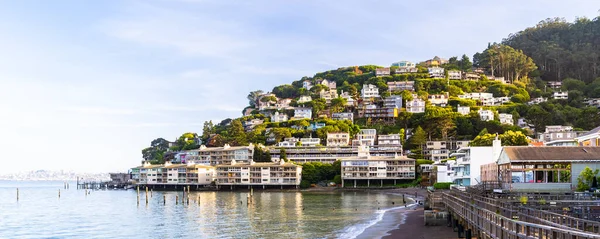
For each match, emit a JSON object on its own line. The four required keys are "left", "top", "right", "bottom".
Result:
{"left": 577, "top": 125, "right": 600, "bottom": 138}
{"left": 503, "top": 147, "right": 600, "bottom": 162}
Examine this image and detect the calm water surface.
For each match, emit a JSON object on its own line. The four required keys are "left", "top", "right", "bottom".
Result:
{"left": 0, "top": 181, "right": 411, "bottom": 239}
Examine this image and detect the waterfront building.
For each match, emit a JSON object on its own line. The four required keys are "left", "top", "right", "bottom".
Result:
{"left": 327, "top": 132, "right": 350, "bottom": 146}
{"left": 374, "top": 68, "right": 390, "bottom": 76}
{"left": 405, "top": 98, "right": 425, "bottom": 113}
{"left": 340, "top": 146, "right": 415, "bottom": 187}
{"left": 293, "top": 107, "right": 312, "bottom": 120}
{"left": 361, "top": 84, "right": 380, "bottom": 98}
{"left": 387, "top": 81, "right": 415, "bottom": 92}
{"left": 448, "top": 70, "right": 462, "bottom": 80}
{"left": 428, "top": 67, "right": 445, "bottom": 78}
{"left": 331, "top": 112, "right": 354, "bottom": 122}
{"left": 495, "top": 147, "right": 600, "bottom": 192}
{"left": 447, "top": 139, "right": 501, "bottom": 186}
{"left": 131, "top": 161, "right": 215, "bottom": 186}
{"left": 457, "top": 105, "right": 470, "bottom": 115}
{"left": 215, "top": 159, "right": 302, "bottom": 188}
{"left": 498, "top": 113, "right": 513, "bottom": 125}
{"left": 269, "top": 145, "right": 403, "bottom": 164}
{"left": 197, "top": 144, "right": 254, "bottom": 166}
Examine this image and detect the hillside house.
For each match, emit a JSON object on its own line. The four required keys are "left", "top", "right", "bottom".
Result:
{"left": 553, "top": 91, "right": 568, "bottom": 100}
{"left": 527, "top": 97, "right": 548, "bottom": 105}
{"left": 387, "top": 81, "right": 415, "bottom": 92}
{"left": 298, "top": 95, "right": 312, "bottom": 103}
{"left": 498, "top": 113, "right": 513, "bottom": 125}
{"left": 303, "top": 80, "right": 312, "bottom": 90}
{"left": 319, "top": 89, "right": 338, "bottom": 104}
{"left": 327, "top": 132, "right": 350, "bottom": 146}
{"left": 375, "top": 68, "right": 390, "bottom": 76}
{"left": 428, "top": 67, "right": 445, "bottom": 78}
{"left": 293, "top": 107, "right": 312, "bottom": 120}
{"left": 340, "top": 91, "right": 356, "bottom": 106}
{"left": 383, "top": 95, "right": 403, "bottom": 109}
{"left": 271, "top": 112, "right": 288, "bottom": 123}
{"left": 448, "top": 70, "right": 462, "bottom": 80}
{"left": 391, "top": 60, "right": 416, "bottom": 68}
{"left": 406, "top": 98, "right": 425, "bottom": 113}
{"left": 463, "top": 72, "right": 481, "bottom": 80}
{"left": 395, "top": 67, "right": 418, "bottom": 74}
{"left": 547, "top": 81, "right": 562, "bottom": 89}
{"left": 427, "top": 93, "right": 449, "bottom": 107}
{"left": 320, "top": 79, "right": 337, "bottom": 89}
{"left": 576, "top": 126, "right": 600, "bottom": 146}
{"left": 478, "top": 108, "right": 494, "bottom": 121}
{"left": 377, "top": 134, "right": 401, "bottom": 146}
{"left": 361, "top": 84, "right": 380, "bottom": 98}
{"left": 332, "top": 112, "right": 354, "bottom": 122}
{"left": 457, "top": 105, "right": 470, "bottom": 115}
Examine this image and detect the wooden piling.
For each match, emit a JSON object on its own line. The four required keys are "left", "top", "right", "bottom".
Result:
{"left": 150, "top": 189, "right": 153, "bottom": 198}
{"left": 187, "top": 195, "right": 190, "bottom": 205}
{"left": 197, "top": 195, "right": 200, "bottom": 206}
{"left": 176, "top": 195, "right": 179, "bottom": 205}
{"left": 163, "top": 194, "right": 166, "bottom": 205}
{"left": 58, "top": 189, "right": 61, "bottom": 199}
{"left": 16, "top": 188, "right": 19, "bottom": 201}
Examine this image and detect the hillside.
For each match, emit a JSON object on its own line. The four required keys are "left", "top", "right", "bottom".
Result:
{"left": 142, "top": 15, "right": 600, "bottom": 163}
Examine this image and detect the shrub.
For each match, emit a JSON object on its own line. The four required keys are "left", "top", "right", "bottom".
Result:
{"left": 433, "top": 182, "right": 452, "bottom": 189}
{"left": 300, "top": 180, "right": 311, "bottom": 189}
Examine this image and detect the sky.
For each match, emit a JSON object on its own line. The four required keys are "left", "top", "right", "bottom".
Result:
{"left": 0, "top": 1, "right": 598, "bottom": 174}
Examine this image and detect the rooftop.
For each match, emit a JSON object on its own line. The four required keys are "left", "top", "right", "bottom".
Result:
{"left": 503, "top": 146, "right": 600, "bottom": 162}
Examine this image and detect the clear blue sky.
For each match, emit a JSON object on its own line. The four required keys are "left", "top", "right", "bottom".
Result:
{"left": 0, "top": 1, "right": 598, "bottom": 173}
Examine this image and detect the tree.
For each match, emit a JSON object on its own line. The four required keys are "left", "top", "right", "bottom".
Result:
{"left": 228, "top": 119, "right": 248, "bottom": 146}
{"left": 201, "top": 121, "right": 215, "bottom": 142}
{"left": 576, "top": 166, "right": 599, "bottom": 192}
{"left": 247, "top": 90, "right": 264, "bottom": 107}
{"left": 470, "top": 130, "right": 529, "bottom": 146}
{"left": 526, "top": 105, "right": 551, "bottom": 134}
{"left": 330, "top": 97, "right": 347, "bottom": 113}
{"left": 280, "top": 148, "right": 288, "bottom": 162}
{"left": 271, "top": 128, "right": 292, "bottom": 143}
{"left": 458, "top": 54, "right": 473, "bottom": 72}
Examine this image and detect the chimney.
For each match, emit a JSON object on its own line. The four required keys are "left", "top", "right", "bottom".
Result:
{"left": 492, "top": 134, "right": 501, "bottom": 161}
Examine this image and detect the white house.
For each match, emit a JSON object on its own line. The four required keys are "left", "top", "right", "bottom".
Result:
{"left": 355, "top": 129, "right": 377, "bottom": 146}
{"left": 319, "top": 89, "right": 338, "bottom": 104}
{"left": 406, "top": 98, "right": 425, "bottom": 113}
{"left": 499, "top": 113, "right": 513, "bottom": 125}
{"left": 478, "top": 108, "right": 494, "bottom": 121}
{"left": 271, "top": 112, "right": 288, "bottom": 123}
{"left": 375, "top": 68, "right": 391, "bottom": 76}
{"left": 448, "top": 70, "right": 462, "bottom": 80}
{"left": 293, "top": 107, "right": 312, "bottom": 120}
{"left": 340, "top": 91, "right": 356, "bottom": 106}
{"left": 300, "top": 138, "right": 320, "bottom": 147}
{"left": 457, "top": 105, "right": 470, "bottom": 115}
{"left": 303, "top": 80, "right": 312, "bottom": 91}
{"left": 298, "top": 95, "right": 312, "bottom": 103}
{"left": 361, "top": 84, "right": 380, "bottom": 98}
{"left": 447, "top": 138, "right": 502, "bottom": 186}
{"left": 553, "top": 91, "right": 568, "bottom": 100}
{"left": 391, "top": 61, "right": 416, "bottom": 68}
{"left": 320, "top": 79, "right": 337, "bottom": 89}
{"left": 383, "top": 95, "right": 402, "bottom": 109}
{"left": 427, "top": 93, "right": 449, "bottom": 107}
{"left": 527, "top": 97, "right": 548, "bottom": 105}
{"left": 428, "top": 67, "right": 445, "bottom": 78}
{"left": 377, "top": 134, "right": 401, "bottom": 146}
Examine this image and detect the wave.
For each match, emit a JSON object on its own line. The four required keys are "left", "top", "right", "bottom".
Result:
{"left": 337, "top": 201, "right": 418, "bottom": 239}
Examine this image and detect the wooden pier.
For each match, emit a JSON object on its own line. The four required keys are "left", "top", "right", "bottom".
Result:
{"left": 438, "top": 189, "right": 600, "bottom": 239}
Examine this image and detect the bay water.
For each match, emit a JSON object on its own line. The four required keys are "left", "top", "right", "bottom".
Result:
{"left": 0, "top": 181, "right": 413, "bottom": 239}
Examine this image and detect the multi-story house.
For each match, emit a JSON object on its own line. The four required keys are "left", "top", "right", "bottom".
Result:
{"left": 327, "top": 132, "right": 350, "bottom": 146}
{"left": 215, "top": 159, "right": 302, "bottom": 188}
{"left": 405, "top": 98, "right": 425, "bottom": 113}
{"left": 364, "top": 105, "right": 398, "bottom": 119}
{"left": 131, "top": 161, "right": 216, "bottom": 186}
{"left": 243, "top": 119, "right": 264, "bottom": 131}
{"left": 457, "top": 105, "right": 470, "bottom": 115}
{"left": 424, "top": 140, "right": 470, "bottom": 162}
{"left": 498, "top": 113, "right": 513, "bottom": 125}
{"left": 387, "top": 81, "right": 415, "bottom": 92}
{"left": 298, "top": 95, "right": 312, "bottom": 103}
{"left": 303, "top": 80, "right": 312, "bottom": 90}
{"left": 377, "top": 134, "right": 401, "bottom": 146}
{"left": 427, "top": 93, "right": 449, "bottom": 107}
{"left": 341, "top": 149, "right": 416, "bottom": 187}
{"left": 448, "top": 70, "right": 462, "bottom": 80}
{"left": 541, "top": 125, "right": 586, "bottom": 146}
{"left": 553, "top": 91, "right": 568, "bottom": 100}
{"left": 198, "top": 144, "right": 254, "bottom": 166}
{"left": 584, "top": 98, "right": 600, "bottom": 108}
{"left": 293, "top": 107, "right": 312, "bottom": 120}
{"left": 319, "top": 89, "right": 338, "bottom": 104}
{"left": 446, "top": 138, "right": 501, "bottom": 186}
{"left": 478, "top": 108, "right": 494, "bottom": 121}
{"left": 383, "top": 95, "right": 402, "bottom": 109}
{"left": 361, "top": 84, "right": 380, "bottom": 98}
{"left": 375, "top": 68, "right": 391, "bottom": 76}
{"left": 394, "top": 67, "right": 418, "bottom": 74}
{"left": 271, "top": 112, "right": 288, "bottom": 123}
{"left": 428, "top": 67, "right": 445, "bottom": 78}
{"left": 340, "top": 91, "right": 356, "bottom": 106}
{"left": 332, "top": 112, "right": 354, "bottom": 122}
{"left": 355, "top": 129, "right": 377, "bottom": 146}
{"left": 463, "top": 72, "right": 481, "bottom": 80}
{"left": 300, "top": 138, "right": 321, "bottom": 147}
{"left": 320, "top": 79, "right": 337, "bottom": 89}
